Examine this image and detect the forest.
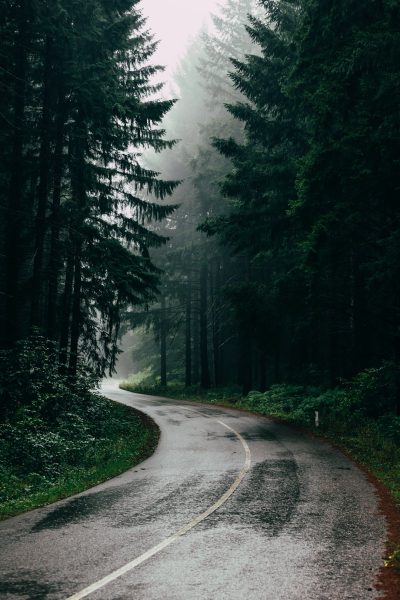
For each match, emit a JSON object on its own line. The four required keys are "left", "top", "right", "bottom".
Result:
{"left": 123, "top": 0, "right": 400, "bottom": 405}
{"left": 0, "top": 0, "right": 400, "bottom": 519}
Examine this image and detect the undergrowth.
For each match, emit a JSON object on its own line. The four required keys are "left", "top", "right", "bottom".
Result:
{"left": 0, "top": 336, "right": 159, "bottom": 520}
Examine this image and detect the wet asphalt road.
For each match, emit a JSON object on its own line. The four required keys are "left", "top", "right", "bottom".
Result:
{"left": 0, "top": 382, "right": 387, "bottom": 599}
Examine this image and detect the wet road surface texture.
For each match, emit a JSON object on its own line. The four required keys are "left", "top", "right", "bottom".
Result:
{"left": 0, "top": 382, "right": 387, "bottom": 599}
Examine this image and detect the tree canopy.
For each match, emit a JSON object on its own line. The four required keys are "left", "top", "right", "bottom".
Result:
{"left": 124, "top": 0, "right": 400, "bottom": 414}
{"left": 0, "top": 0, "right": 178, "bottom": 382}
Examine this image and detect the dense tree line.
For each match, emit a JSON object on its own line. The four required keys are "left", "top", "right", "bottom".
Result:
{"left": 207, "top": 0, "right": 400, "bottom": 396}
{"left": 0, "top": 0, "right": 177, "bottom": 395}
{"left": 132, "top": 0, "right": 400, "bottom": 415}
{"left": 2, "top": 0, "right": 399, "bottom": 417}
{"left": 125, "top": 0, "right": 261, "bottom": 390}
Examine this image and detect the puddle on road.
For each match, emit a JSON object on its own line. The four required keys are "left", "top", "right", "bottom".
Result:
{"left": 205, "top": 431, "right": 237, "bottom": 442}
{"left": 199, "top": 458, "right": 300, "bottom": 537}
{"left": 243, "top": 429, "right": 277, "bottom": 442}
{"left": 238, "top": 459, "right": 300, "bottom": 534}
{"left": 0, "top": 577, "right": 59, "bottom": 599}
{"left": 166, "top": 418, "right": 182, "bottom": 426}
{"left": 31, "top": 481, "right": 145, "bottom": 532}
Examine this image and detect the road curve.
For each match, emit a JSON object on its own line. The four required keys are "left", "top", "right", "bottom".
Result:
{"left": 0, "top": 381, "right": 386, "bottom": 599}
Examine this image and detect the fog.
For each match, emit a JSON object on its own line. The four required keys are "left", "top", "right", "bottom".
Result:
{"left": 141, "top": 0, "right": 225, "bottom": 86}
{"left": 115, "top": 0, "right": 260, "bottom": 382}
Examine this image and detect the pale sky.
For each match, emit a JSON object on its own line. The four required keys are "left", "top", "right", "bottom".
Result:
{"left": 141, "top": 0, "right": 223, "bottom": 83}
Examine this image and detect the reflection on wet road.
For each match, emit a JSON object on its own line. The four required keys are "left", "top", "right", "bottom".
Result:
{"left": 0, "top": 382, "right": 386, "bottom": 599}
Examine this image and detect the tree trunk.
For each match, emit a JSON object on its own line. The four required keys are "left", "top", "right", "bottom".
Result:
{"left": 200, "top": 260, "right": 211, "bottom": 389}
{"left": 68, "top": 245, "right": 82, "bottom": 379}
{"left": 66, "top": 110, "right": 86, "bottom": 378}
{"left": 192, "top": 295, "right": 200, "bottom": 385}
{"left": 31, "top": 35, "right": 53, "bottom": 329}
{"left": 160, "top": 295, "right": 167, "bottom": 386}
{"left": 274, "top": 340, "right": 281, "bottom": 384}
{"left": 47, "top": 80, "right": 66, "bottom": 340}
{"left": 4, "top": 0, "right": 28, "bottom": 346}
{"left": 185, "top": 277, "right": 192, "bottom": 387}
{"left": 259, "top": 352, "right": 267, "bottom": 392}
{"left": 58, "top": 244, "right": 74, "bottom": 371}
{"left": 211, "top": 260, "right": 222, "bottom": 386}
{"left": 351, "top": 248, "right": 370, "bottom": 375}
{"left": 239, "top": 329, "right": 252, "bottom": 395}
{"left": 328, "top": 254, "right": 341, "bottom": 386}
{"left": 393, "top": 286, "right": 400, "bottom": 416}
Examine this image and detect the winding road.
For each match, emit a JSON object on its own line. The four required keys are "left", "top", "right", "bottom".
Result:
{"left": 0, "top": 381, "right": 387, "bottom": 599}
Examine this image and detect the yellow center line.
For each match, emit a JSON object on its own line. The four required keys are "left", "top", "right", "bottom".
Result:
{"left": 65, "top": 419, "right": 251, "bottom": 600}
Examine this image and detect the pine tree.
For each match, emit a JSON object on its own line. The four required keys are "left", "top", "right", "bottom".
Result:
{"left": 131, "top": 2, "right": 262, "bottom": 389}
{"left": 202, "top": 0, "right": 305, "bottom": 389}
{"left": 0, "top": 0, "right": 179, "bottom": 379}
{"left": 291, "top": 0, "right": 400, "bottom": 383}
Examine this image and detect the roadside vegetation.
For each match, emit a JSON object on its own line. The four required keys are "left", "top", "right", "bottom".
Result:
{"left": 0, "top": 0, "right": 170, "bottom": 522}
{"left": 0, "top": 336, "right": 159, "bottom": 521}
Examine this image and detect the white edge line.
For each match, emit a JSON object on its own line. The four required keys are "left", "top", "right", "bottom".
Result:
{"left": 65, "top": 419, "right": 251, "bottom": 600}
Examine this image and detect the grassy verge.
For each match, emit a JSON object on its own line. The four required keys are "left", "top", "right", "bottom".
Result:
{"left": 0, "top": 400, "right": 159, "bottom": 521}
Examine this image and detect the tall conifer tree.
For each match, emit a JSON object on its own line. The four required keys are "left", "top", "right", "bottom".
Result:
{"left": 0, "top": 0, "right": 179, "bottom": 377}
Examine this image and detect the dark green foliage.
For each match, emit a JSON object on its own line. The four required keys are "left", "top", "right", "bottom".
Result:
{"left": 126, "top": 0, "right": 400, "bottom": 411}
{"left": 290, "top": 0, "right": 400, "bottom": 382}
{"left": 245, "top": 368, "right": 400, "bottom": 449}
{"left": 0, "top": 1, "right": 174, "bottom": 509}
{"left": 0, "top": 335, "right": 100, "bottom": 463}
{"left": 0, "top": 0, "right": 178, "bottom": 381}
{"left": 196, "top": 0, "right": 400, "bottom": 401}
{"left": 199, "top": 0, "right": 306, "bottom": 391}
{"left": 0, "top": 334, "right": 95, "bottom": 420}
{"left": 346, "top": 362, "right": 400, "bottom": 419}
{"left": 0, "top": 335, "right": 158, "bottom": 514}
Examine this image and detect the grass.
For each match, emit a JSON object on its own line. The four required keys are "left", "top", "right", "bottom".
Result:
{"left": 0, "top": 400, "right": 159, "bottom": 521}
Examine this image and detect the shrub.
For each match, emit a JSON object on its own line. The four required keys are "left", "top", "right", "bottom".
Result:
{"left": 344, "top": 362, "right": 400, "bottom": 418}
{"left": 246, "top": 384, "right": 320, "bottom": 415}
{"left": 376, "top": 415, "right": 400, "bottom": 445}
{"left": 0, "top": 334, "right": 103, "bottom": 483}
{"left": 0, "top": 334, "right": 98, "bottom": 423}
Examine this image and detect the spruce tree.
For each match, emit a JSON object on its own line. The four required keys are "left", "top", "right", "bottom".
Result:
{"left": 202, "top": 0, "right": 304, "bottom": 389}
{"left": 0, "top": 0, "right": 179, "bottom": 378}
{"left": 136, "top": 0, "right": 261, "bottom": 389}
{"left": 291, "top": 0, "right": 400, "bottom": 382}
